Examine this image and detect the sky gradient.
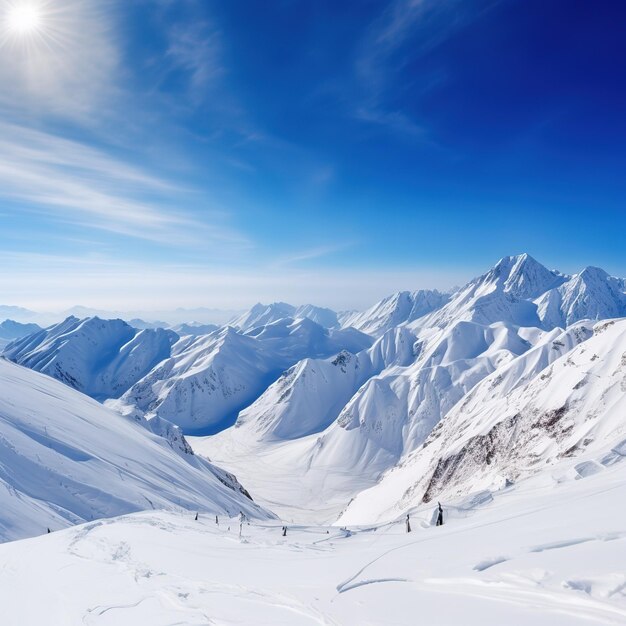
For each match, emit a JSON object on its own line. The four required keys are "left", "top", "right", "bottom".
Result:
{"left": 0, "top": 0, "right": 624, "bottom": 311}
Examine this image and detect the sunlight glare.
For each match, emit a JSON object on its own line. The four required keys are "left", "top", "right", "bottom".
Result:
{"left": 6, "top": 3, "right": 42, "bottom": 36}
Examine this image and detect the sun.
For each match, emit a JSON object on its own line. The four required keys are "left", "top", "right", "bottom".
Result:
{"left": 6, "top": 3, "right": 42, "bottom": 34}
{"left": 1, "top": 1, "right": 54, "bottom": 45}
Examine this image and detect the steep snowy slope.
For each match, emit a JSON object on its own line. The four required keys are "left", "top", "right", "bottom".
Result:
{"left": 235, "top": 326, "right": 418, "bottom": 442}
{"left": 537, "top": 266, "right": 626, "bottom": 328}
{"left": 4, "top": 316, "right": 179, "bottom": 400}
{"left": 414, "top": 253, "right": 567, "bottom": 331}
{"left": 0, "top": 358, "right": 268, "bottom": 542}
{"left": 341, "top": 289, "right": 450, "bottom": 336}
{"left": 286, "top": 321, "right": 553, "bottom": 484}
{"left": 114, "top": 319, "right": 373, "bottom": 435}
{"left": 340, "top": 318, "right": 625, "bottom": 524}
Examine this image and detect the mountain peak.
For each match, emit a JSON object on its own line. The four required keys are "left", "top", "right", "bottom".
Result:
{"left": 487, "top": 253, "right": 565, "bottom": 299}
{"left": 577, "top": 266, "right": 610, "bottom": 282}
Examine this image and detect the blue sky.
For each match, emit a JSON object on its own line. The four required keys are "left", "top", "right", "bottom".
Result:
{"left": 0, "top": 0, "right": 624, "bottom": 310}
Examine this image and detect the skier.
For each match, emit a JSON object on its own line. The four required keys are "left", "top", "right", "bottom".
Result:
{"left": 47, "top": 528, "right": 51, "bottom": 534}
{"left": 405, "top": 514, "right": 411, "bottom": 533}
{"left": 436, "top": 502, "right": 444, "bottom": 526}
{"left": 194, "top": 512, "right": 198, "bottom": 521}
{"left": 282, "top": 526, "right": 287, "bottom": 537}
{"left": 239, "top": 511, "right": 246, "bottom": 538}
{"left": 215, "top": 515, "right": 219, "bottom": 525}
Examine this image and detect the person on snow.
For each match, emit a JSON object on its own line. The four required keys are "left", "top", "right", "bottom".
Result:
{"left": 436, "top": 502, "right": 444, "bottom": 526}
{"left": 194, "top": 512, "right": 198, "bottom": 521}
{"left": 282, "top": 526, "right": 287, "bottom": 537}
{"left": 215, "top": 515, "right": 219, "bottom": 525}
{"left": 239, "top": 511, "right": 246, "bottom": 537}
{"left": 405, "top": 514, "right": 411, "bottom": 533}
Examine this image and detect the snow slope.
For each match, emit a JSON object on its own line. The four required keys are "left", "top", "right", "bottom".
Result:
{"left": 341, "top": 289, "right": 450, "bottom": 336}
{"left": 537, "top": 266, "right": 626, "bottom": 328}
{"left": 4, "top": 316, "right": 179, "bottom": 400}
{"left": 1, "top": 448, "right": 626, "bottom": 625}
{"left": 234, "top": 327, "right": 417, "bottom": 442}
{"left": 0, "top": 358, "right": 268, "bottom": 542}
{"left": 113, "top": 319, "right": 373, "bottom": 434}
{"left": 340, "top": 318, "right": 626, "bottom": 525}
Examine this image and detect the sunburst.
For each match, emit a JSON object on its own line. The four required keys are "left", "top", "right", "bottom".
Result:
{"left": 7, "top": 3, "right": 42, "bottom": 34}
{"left": 0, "top": 0, "right": 61, "bottom": 50}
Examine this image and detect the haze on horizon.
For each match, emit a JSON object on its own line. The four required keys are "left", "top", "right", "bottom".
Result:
{"left": 0, "top": 0, "right": 624, "bottom": 311}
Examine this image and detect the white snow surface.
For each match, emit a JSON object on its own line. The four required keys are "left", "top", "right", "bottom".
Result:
{"left": 1, "top": 449, "right": 626, "bottom": 625}
{"left": 341, "top": 289, "right": 450, "bottom": 337}
{"left": 231, "top": 302, "right": 339, "bottom": 330}
{"left": 340, "top": 318, "right": 626, "bottom": 524}
{"left": 112, "top": 318, "right": 372, "bottom": 434}
{"left": 0, "top": 358, "right": 268, "bottom": 543}
{"left": 4, "top": 316, "right": 178, "bottom": 400}
{"left": 536, "top": 266, "right": 626, "bottom": 328}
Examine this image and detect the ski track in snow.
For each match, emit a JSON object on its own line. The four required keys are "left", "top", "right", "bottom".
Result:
{"left": 1, "top": 455, "right": 626, "bottom": 625}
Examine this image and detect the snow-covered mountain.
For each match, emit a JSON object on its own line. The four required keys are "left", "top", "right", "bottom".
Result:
{"left": 0, "top": 319, "right": 41, "bottom": 349}
{"left": 194, "top": 254, "right": 626, "bottom": 522}
{"left": 409, "top": 254, "right": 564, "bottom": 331}
{"left": 197, "top": 319, "right": 562, "bottom": 520}
{"left": 3, "top": 251, "right": 625, "bottom": 625}
{"left": 112, "top": 318, "right": 373, "bottom": 434}
{"left": 235, "top": 326, "right": 417, "bottom": 442}
{"left": 170, "top": 322, "right": 219, "bottom": 336}
{"left": 340, "top": 317, "right": 626, "bottom": 524}
{"left": 128, "top": 318, "right": 168, "bottom": 330}
{"left": 536, "top": 266, "right": 626, "bottom": 328}
{"left": 341, "top": 289, "right": 450, "bottom": 336}
{"left": 5, "top": 253, "right": 626, "bottom": 531}
{"left": 4, "top": 316, "right": 179, "bottom": 400}
{"left": 0, "top": 358, "right": 268, "bottom": 542}
{"left": 231, "top": 302, "right": 339, "bottom": 330}
{"left": 293, "top": 303, "right": 339, "bottom": 328}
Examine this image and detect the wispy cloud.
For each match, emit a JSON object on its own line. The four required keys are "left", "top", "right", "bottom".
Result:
{"left": 351, "top": 0, "right": 483, "bottom": 138}
{"left": 166, "top": 19, "right": 223, "bottom": 99}
{"left": 270, "top": 242, "right": 357, "bottom": 268}
{"left": 0, "top": 121, "right": 250, "bottom": 248}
